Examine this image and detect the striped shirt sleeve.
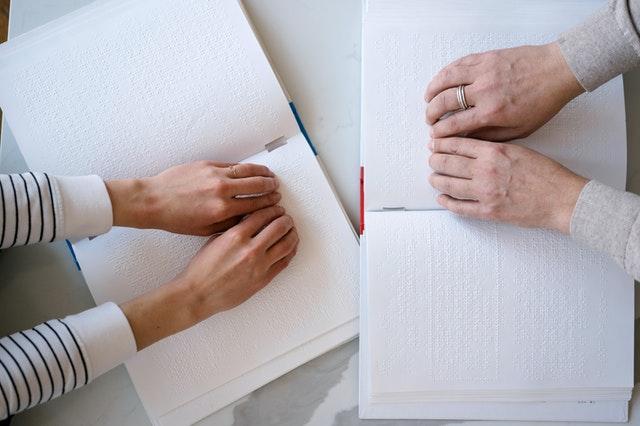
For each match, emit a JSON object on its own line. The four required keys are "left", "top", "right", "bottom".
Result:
{"left": 0, "top": 173, "right": 113, "bottom": 249}
{"left": 0, "top": 303, "right": 137, "bottom": 420}
{"left": 1, "top": 173, "right": 135, "bottom": 420}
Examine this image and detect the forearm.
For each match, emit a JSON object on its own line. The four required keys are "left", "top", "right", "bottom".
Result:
{"left": 0, "top": 173, "right": 112, "bottom": 249}
{"left": 0, "top": 303, "right": 136, "bottom": 420}
{"left": 558, "top": 0, "right": 640, "bottom": 91}
{"left": 120, "top": 277, "right": 198, "bottom": 351}
{"left": 571, "top": 180, "right": 640, "bottom": 279}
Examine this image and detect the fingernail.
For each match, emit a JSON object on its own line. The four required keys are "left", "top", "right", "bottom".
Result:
{"left": 276, "top": 205, "right": 285, "bottom": 214}
{"left": 427, "top": 140, "right": 434, "bottom": 151}
{"left": 429, "top": 128, "right": 434, "bottom": 137}
{"left": 274, "top": 192, "right": 282, "bottom": 200}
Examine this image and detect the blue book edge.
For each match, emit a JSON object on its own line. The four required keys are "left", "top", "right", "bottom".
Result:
{"left": 66, "top": 240, "right": 82, "bottom": 271}
{"left": 289, "top": 102, "right": 318, "bottom": 156}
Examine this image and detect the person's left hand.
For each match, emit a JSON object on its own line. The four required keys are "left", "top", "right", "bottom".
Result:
{"left": 427, "top": 137, "right": 588, "bottom": 233}
{"left": 106, "top": 161, "right": 282, "bottom": 236}
{"left": 424, "top": 43, "right": 584, "bottom": 141}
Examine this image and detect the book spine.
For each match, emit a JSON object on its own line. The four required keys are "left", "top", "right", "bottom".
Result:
{"left": 360, "top": 166, "right": 364, "bottom": 235}
{"left": 288, "top": 102, "right": 318, "bottom": 155}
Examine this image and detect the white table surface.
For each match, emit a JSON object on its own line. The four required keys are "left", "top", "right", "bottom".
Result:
{"left": 1, "top": 1, "right": 639, "bottom": 425}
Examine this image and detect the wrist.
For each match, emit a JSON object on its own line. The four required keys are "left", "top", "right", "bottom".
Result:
{"left": 549, "top": 173, "right": 588, "bottom": 234}
{"left": 105, "top": 178, "right": 155, "bottom": 229}
{"left": 545, "top": 42, "right": 584, "bottom": 102}
{"left": 120, "top": 276, "right": 197, "bottom": 350}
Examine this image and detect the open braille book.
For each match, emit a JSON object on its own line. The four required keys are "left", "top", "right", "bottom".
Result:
{"left": 360, "top": 0, "right": 634, "bottom": 422}
{"left": 0, "top": 0, "right": 359, "bottom": 424}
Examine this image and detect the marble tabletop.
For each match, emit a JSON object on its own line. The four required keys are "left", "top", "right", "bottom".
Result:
{"left": 1, "top": 1, "right": 639, "bottom": 425}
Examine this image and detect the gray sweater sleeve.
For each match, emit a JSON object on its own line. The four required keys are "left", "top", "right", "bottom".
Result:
{"left": 558, "top": 0, "right": 640, "bottom": 91}
{"left": 571, "top": 181, "right": 640, "bottom": 280}
{"left": 558, "top": 1, "right": 640, "bottom": 280}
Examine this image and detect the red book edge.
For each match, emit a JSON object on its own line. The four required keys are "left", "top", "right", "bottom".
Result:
{"left": 359, "top": 166, "right": 364, "bottom": 235}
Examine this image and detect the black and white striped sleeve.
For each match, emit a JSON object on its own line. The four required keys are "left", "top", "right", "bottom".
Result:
{"left": 0, "top": 173, "right": 113, "bottom": 249}
{"left": 1, "top": 173, "right": 136, "bottom": 419}
{"left": 0, "top": 303, "right": 137, "bottom": 420}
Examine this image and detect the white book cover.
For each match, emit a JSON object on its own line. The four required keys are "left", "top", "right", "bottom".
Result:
{"left": 0, "top": 0, "right": 359, "bottom": 424}
{"left": 360, "top": 0, "right": 634, "bottom": 421}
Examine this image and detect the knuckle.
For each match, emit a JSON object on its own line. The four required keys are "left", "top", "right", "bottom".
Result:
{"left": 210, "top": 178, "right": 229, "bottom": 194}
{"left": 227, "top": 228, "right": 245, "bottom": 244}
{"left": 428, "top": 155, "right": 435, "bottom": 169}
{"left": 242, "top": 245, "right": 261, "bottom": 263}
{"left": 211, "top": 199, "right": 229, "bottom": 217}
{"left": 485, "top": 143, "right": 506, "bottom": 158}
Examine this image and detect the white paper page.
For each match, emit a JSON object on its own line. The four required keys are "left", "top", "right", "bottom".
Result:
{"left": 74, "top": 135, "right": 359, "bottom": 421}
{"left": 358, "top": 237, "right": 629, "bottom": 422}
{"left": 362, "top": 0, "right": 626, "bottom": 210}
{"left": 364, "top": 210, "right": 633, "bottom": 400}
{"left": 0, "top": 0, "right": 299, "bottom": 177}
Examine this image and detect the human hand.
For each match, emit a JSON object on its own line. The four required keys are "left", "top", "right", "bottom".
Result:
{"left": 425, "top": 43, "right": 584, "bottom": 141}
{"left": 427, "top": 137, "right": 587, "bottom": 233}
{"left": 106, "top": 161, "right": 281, "bottom": 236}
{"left": 121, "top": 205, "right": 299, "bottom": 350}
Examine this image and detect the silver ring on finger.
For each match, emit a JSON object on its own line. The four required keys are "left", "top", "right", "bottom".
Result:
{"left": 456, "top": 84, "right": 470, "bottom": 110}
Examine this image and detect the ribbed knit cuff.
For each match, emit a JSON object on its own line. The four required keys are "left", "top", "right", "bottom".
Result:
{"left": 571, "top": 180, "right": 640, "bottom": 273}
{"left": 558, "top": 1, "right": 640, "bottom": 91}
{"left": 64, "top": 302, "right": 137, "bottom": 379}
{"left": 55, "top": 175, "right": 113, "bottom": 240}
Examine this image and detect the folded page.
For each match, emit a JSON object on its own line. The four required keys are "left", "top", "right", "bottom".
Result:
{"left": 362, "top": 0, "right": 626, "bottom": 210}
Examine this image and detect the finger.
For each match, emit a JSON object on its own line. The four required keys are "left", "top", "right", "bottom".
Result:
{"left": 254, "top": 215, "right": 295, "bottom": 250}
{"left": 232, "top": 205, "right": 285, "bottom": 237}
{"left": 207, "top": 216, "right": 242, "bottom": 235}
{"left": 429, "top": 137, "right": 483, "bottom": 158}
{"left": 267, "top": 228, "right": 299, "bottom": 264}
{"left": 431, "top": 108, "right": 484, "bottom": 138}
{"left": 429, "top": 174, "right": 477, "bottom": 200}
{"left": 264, "top": 249, "right": 298, "bottom": 283}
{"left": 426, "top": 85, "right": 477, "bottom": 125}
{"left": 227, "top": 163, "right": 275, "bottom": 179}
{"left": 428, "top": 153, "right": 474, "bottom": 179}
{"left": 426, "top": 87, "right": 460, "bottom": 124}
{"left": 436, "top": 194, "right": 483, "bottom": 218}
{"left": 228, "top": 192, "right": 282, "bottom": 217}
{"left": 229, "top": 176, "right": 279, "bottom": 196}
{"left": 469, "top": 127, "right": 521, "bottom": 142}
{"left": 425, "top": 63, "right": 474, "bottom": 102}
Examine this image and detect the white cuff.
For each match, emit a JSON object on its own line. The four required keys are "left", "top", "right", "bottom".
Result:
{"left": 64, "top": 302, "right": 138, "bottom": 379}
{"left": 55, "top": 175, "right": 113, "bottom": 240}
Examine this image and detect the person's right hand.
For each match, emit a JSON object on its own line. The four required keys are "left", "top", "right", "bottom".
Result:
{"left": 120, "top": 205, "right": 299, "bottom": 350}
{"left": 425, "top": 42, "right": 585, "bottom": 141}
{"left": 106, "top": 161, "right": 281, "bottom": 236}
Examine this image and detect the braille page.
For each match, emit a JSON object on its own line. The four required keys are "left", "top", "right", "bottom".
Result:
{"left": 361, "top": 0, "right": 626, "bottom": 210}
{"left": 358, "top": 232, "right": 629, "bottom": 422}
{"left": 74, "top": 135, "right": 359, "bottom": 425}
{"left": 0, "top": 0, "right": 299, "bottom": 177}
{"left": 364, "top": 210, "right": 633, "bottom": 400}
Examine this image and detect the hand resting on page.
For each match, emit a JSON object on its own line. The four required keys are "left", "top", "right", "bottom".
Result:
{"left": 121, "top": 205, "right": 299, "bottom": 350}
{"left": 106, "top": 161, "right": 299, "bottom": 350}
{"left": 424, "top": 43, "right": 584, "bottom": 141}
{"left": 105, "top": 161, "right": 281, "bottom": 236}
{"left": 428, "top": 137, "right": 587, "bottom": 234}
